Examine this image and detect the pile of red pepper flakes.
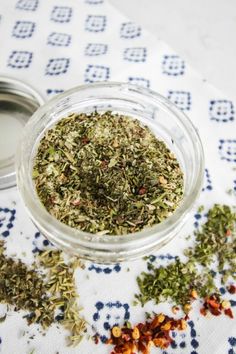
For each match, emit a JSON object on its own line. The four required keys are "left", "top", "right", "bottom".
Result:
{"left": 227, "top": 284, "right": 236, "bottom": 294}
{"left": 200, "top": 293, "right": 234, "bottom": 318}
{"left": 105, "top": 313, "right": 188, "bottom": 354}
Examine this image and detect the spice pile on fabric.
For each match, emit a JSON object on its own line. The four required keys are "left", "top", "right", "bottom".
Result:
{"left": 103, "top": 204, "right": 236, "bottom": 354}
{"left": 0, "top": 243, "right": 86, "bottom": 346}
{"left": 106, "top": 313, "right": 187, "bottom": 354}
{"left": 136, "top": 204, "right": 236, "bottom": 313}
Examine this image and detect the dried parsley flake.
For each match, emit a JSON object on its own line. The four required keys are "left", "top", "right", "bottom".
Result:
{"left": 33, "top": 111, "right": 184, "bottom": 235}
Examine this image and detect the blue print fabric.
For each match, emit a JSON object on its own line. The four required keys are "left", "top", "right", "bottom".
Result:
{"left": 0, "top": 0, "right": 235, "bottom": 353}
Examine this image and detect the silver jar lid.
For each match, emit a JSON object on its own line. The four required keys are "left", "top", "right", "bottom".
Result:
{"left": 0, "top": 76, "right": 45, "bottom": 189}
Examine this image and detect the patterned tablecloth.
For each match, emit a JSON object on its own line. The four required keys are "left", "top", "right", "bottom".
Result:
{"left": 0, "top": 0, "right": 236, "bottom": 353}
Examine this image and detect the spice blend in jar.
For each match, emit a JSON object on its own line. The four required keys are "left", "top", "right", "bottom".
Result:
{"left": 33, "top": 112, "right": 184, "bottom": 235}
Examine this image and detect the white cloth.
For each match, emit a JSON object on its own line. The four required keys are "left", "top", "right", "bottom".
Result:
{"left": 0, "top": 0, "right": 235, "bottom": 353}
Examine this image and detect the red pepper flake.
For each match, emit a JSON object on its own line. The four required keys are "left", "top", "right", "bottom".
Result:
{"left": 200, "top": 293, "right": 234, "bottom": 319}
{"left": 48, "top": 196, "right": 56, "bottom": 205}
{"left": 207, "top": 299, "right": 220, "bottom": 309}
{"left": 93, "top": 334, "right": 99, "bottom": 345}
{"left": 184, "top": 314, "right": 190, "bottom": 321}
{"left": 138, "top": 187, "right": 146, "bottom": 195}
{"left": 224, "top": 308, "right": 234, "bottom": 319}
{"left": 200, "top": 308, "right": 207, "bottom": 316}
{"left": 81, "top": 136, "right": 90, "bottom": 144}
{"left": 227, "top": 285, "right": 236, "bottom": 294}
{"left": 106, "top": 313, "right": 188, "bottom": 354}
{"left": 101, "top": 160, "right": 108, "bottom": 169}
{"left": 210, "top": 308, "right": 221, "bottom": 316}
{"left": 71, "top": 200, "right": 80, "bottom": 206}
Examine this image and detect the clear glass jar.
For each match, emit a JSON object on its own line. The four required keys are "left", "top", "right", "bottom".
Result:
{"left": 16, "top": 82, "right": 204, "bottom": 263}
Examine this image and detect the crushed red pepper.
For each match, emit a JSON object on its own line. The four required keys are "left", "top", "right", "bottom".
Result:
{"left": 200, "top": 294, "right": 234, "bottom": 318}
{"left": 103, "top": 313, "right": 188, "bottom": 354}
{"left": 227, "top": 284, "right": 236, "bottom": 294}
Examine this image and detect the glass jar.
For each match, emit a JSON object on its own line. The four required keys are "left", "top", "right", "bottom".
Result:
{"left": 16, "top": 82, "right": 204, "bottom": 263}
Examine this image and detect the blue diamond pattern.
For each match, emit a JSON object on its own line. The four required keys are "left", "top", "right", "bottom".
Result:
{"left": 45, "top": 58, "right": 70, "bottom": 76}
{"left": 85, "top": 64, "right": 110, "bottom": 83}
{"left": 8, "top": 50, "right": 33, "bottom": 68}
{"left": 123, "top": 47, "right": 147, "bottom": 62}
{"left": 16, "top": 0, "right": 38, "bottom": 11}
{"left": 47, "top": 32, "right": 71, "bottom": 47}
{"left": 218, "top": 139, "right": 236, "bottom": 163}
{"left": 93, "top": 301, "right": 130, "bottom": 342}
{"left": 85, "top": 43, "right": 107, "bottom": 56}
{"left": 168, "top": 90, "right": 191, "bottom": 111}
{"left": 51, "top": 6, "right": 72, "bottom": 23}
{"left": 120, "top": 22, "right": 141, "bottom": 39}
{"left": 162, "top": 55, "right": 185, "bottom": 76}
{"left": 85, "top": 15, "right": 106, "bottom": 32}
{"left": 12, "top": 21, "right": 35, "bottom": 38}
{"left": 209, "top": 100, "right": 234, "bottom": 122}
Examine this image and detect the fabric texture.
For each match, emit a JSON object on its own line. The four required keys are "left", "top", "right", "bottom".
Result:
{"left": 0, "top": 0, "right": 236, "bottom": 353}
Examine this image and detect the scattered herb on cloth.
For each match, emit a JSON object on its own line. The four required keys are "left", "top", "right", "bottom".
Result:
{"left": 135, "top": 204, "right": 236, "bottom": 314}
{"left": 185, "top": 204, "right": 236, "bottom": 284}
{"left": 0, "top": 241, "right": 53, "bottom": 328}
{"left": 38, "top": 250, "right": 86, "bottom": 346}
{"left": 102, "top": 313, "right": 187, "bottom": 354}
{"left": 136, "top": 257, "right": 216, "bottom": 309}
{"left": 33, "top": 111, "right": 184, "bottom": 235}
{"left": 0, "top": 242, "right": 86, "bottom": 346}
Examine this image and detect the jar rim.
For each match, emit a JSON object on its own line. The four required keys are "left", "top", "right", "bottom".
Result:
{"left": 16, "top": 82, "right": 204, "bottom": 259}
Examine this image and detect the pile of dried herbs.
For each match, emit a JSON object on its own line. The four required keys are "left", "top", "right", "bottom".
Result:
{"left": 38, "top": 250, "right": 86, "bottom": 346}
{"left": 135, "top": 204, "right": 236, "bottom": 315}
{"left": 185, "top": 204, "right": 236, "bottom": 284}
{"left": 0, "top": 241, "right": 53, "bottom": 328}
{"left": 136, "top": 258, "right": 215, "bottom": 309}
{"left": 33, "top": 111, "right": 183, "bottom": 235}
{"left": 0, "top": 242, "right": 86, "bottom": 346}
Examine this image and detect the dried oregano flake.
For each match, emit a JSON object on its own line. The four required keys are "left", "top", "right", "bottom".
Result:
{"left": 0, "top": 242, "right": 86, "bottom": 345}
{"left": 33, "top": 111, "right": 184, "bottom": 235}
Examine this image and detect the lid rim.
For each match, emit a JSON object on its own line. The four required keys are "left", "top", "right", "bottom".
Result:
{"left": 0, "top": 76, "right": 45, "bottom": 190}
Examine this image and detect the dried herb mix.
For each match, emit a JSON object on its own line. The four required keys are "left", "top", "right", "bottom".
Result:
{"left": 0, "top": 242, "right": 86, "bottom": 345}
{"left": 136, "top": 204, "right": 236, "bottom": 314}
{"left": 33, "top": 111, "right": 184, "bottom": 235}
{"left": 185, "top": 204, "right": 236, "bottom": 284}
{"left": 0, "top": 242, "right": 53, "bottom": 327}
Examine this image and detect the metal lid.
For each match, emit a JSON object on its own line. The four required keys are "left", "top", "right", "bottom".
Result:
{"left": 0, "top": 76, "right": 45, "bottom": 189}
